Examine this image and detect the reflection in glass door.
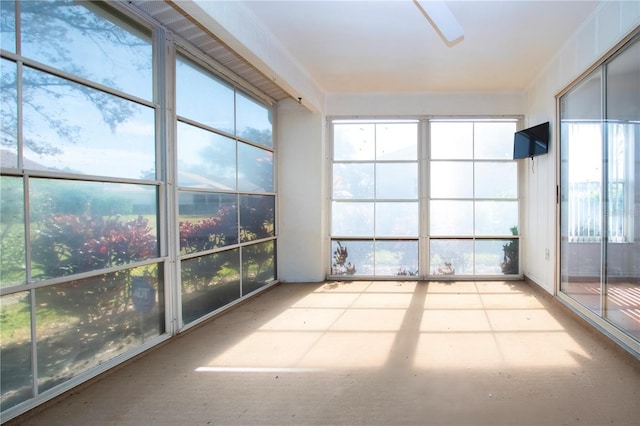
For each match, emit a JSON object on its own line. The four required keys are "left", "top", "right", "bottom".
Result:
{"left": 560, "top": 35, "right": 640, "bottom": 344}
{"left": 604, "top": 38, "right": 640, "bottom": 340}
{"left": 559, "top": 70, "right": 604, "bottom": 316}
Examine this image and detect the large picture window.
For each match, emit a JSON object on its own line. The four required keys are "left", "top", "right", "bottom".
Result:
{"left": 1, "top": 1, "right": 161, "bottom": 413}
{"left": 429, "top": 120, "right": 519, "bottom": 276}
{"left": 176, "top": 53, "right": 275, "bottom": 327}
{"left": 329, "top": 118, "right": 519, "bottom": 279}
{"left": 0, "top": 1, "right": 277, "bottom": 418}
{"left": 330, "top": 120, "right": 419, "bottom": 277}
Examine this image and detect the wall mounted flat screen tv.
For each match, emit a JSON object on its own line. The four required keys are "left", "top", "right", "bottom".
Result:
{"left": 513, "top": 121, "right": 549, "bottom": 159}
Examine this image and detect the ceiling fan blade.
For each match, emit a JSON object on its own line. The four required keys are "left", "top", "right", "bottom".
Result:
{"left": 415, "top": 0, "right": 464, "bottom": 44}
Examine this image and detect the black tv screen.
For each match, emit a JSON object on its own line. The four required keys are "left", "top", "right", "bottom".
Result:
{"left": 513, "top": 122, "right": 549, "bottom": 159}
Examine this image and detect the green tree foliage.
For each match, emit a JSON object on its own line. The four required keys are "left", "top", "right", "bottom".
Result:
{"left": 240, "top": 127, "right": 272, "bottom": 147}
{"left": 501, "top": 226, "right": 519, "bottom": 275}
{"left": 1, "top": 0, "right": 143, "bottom": 155}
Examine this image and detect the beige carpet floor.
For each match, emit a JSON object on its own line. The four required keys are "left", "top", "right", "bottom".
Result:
{"left": 7, "top": 281, "right": 640, "bottom": 426}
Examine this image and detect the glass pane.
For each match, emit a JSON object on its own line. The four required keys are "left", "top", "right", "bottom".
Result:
{"left": 561, "top": 71, "right": 602, "bottom": 121}
{"left": 1, "top": 176, "right": 25, "bottom": 287}
{"left": 22, "top": 67, "right": 155, "bottom": 180}
{"left": 376, "top": 123, "right": 417, "bottom": 160}
{"left": 605, "top": 280, "right": 640, "bottom": 341}
{"left": 0, "top": 292, "right": 33, "bottom": 411}
{"left": 560, "top": 242, "right": 602, "bottom": 315}
{"left": 29, "top": 179, "right": 158, "bottom": 280}
{"left": 430, "top": 162, "right": 473, "bottom": 198}
{"left": 559, "top": 68, "right": 603, "bottom": 315}
{"left": 239, "top": 195, "right": 275, "bottom": 243}
{"left": 179, "top": 192, "right": 238, "bottom": 254}
{"left": 376, "top": 202, "right": 419, "bottom": 237}
{"left": 564, "top": 123, "right": 603, "bottom": 241}
{"left": 177, "top": 122, "right": 236, "bottom": 190}
{"left": 21, "top": 1, "right": 152, "bottom": 100}
{"left": 181, "top": 249, "right": 240, "bottom": 325}
{"left": 36, "top": 265, "right": 164, "bottom": 393}
{"left": 376, "top": 163, "right": 418, "bottom": 199}
{"left": 430, "top": 200, "right": 473, "bottom": 236}
{"left": 0, "top": 0, "right": 15, "bottom": 52}
{"left": 475, "top": 162, "right": 517, "bottom": 198}
{"left": 0, "top": 58, "right": 17, "bottom": 168}
{"left": 604, "top": 39, "right": 640, "bottom": 339}
{"left": 236, "top": 92, "right": 273, "bottom": 147}
{"left": 605, "top": 248, "right": 640, "bottom": 340}
{"left": 176, "top": 56, "right": 234, "bottom": 134}
{"left": 333, "top": 163, "right": 374, "bottom": 199}
{"left": 606, "top": 38, "right": 639, "bottom": 123}
{"left": 431, "top": 122, "right": 473, "bottom": 160}
{"left": 333, "top": 123, "right": 375, "bottom": 161}
{"left": 331, "top": 240, "right": 373, "bottom": 276}
{"left": 606, "top": 123, "right": 633, "bottom": 243}
{"left": 474, "top": 122, "right": 517, "bottom": 160}
{"left": 475, "top": 201, "right": 518, "bottom": 236}
{"left": 331, "top": 202, "right": 374, "bottom": 236}
{"left": 238, "top": 142, "right": 273, "bottom": 192}
{"left": 430, "top": 239, "right": 473, "bottom": 275}
{"left": 242, "top": 241, "right": 275, "bottom": 295}
{"left": 475, "top": 239, "right": 519, "bottom": 275}
{"left": 375, "top": 240, "right": 419, "bottom": 276}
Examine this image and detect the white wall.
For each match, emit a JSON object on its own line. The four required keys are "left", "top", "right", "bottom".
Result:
{"left": 278, "top": 91, "right": 526, "bottom": 282}
{"left": 523, "top": 1, "right": 639, "bottom": 293}
{"left": 325, "top": 92, "right": 524, "bottom": 117}
{"left": 279, "top": 91, "right": 524, "bottom": 282}
{"left": 277, "top": 99, "right": 327, "bottom": 282}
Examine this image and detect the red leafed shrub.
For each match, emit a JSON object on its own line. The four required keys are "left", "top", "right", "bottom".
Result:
{"left": 179, "top": 205, "right": 238, "bottom": 254}
{"left": 31, "top": 214, "right": 157, "bottom": 279}
{"left": 179, "top": 217, "right": 226, "bottom": 254}
{"left": 31, "top": 214, "right": 158, "bottom": 329}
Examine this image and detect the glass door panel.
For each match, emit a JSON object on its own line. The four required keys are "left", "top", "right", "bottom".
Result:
{"left": 560, "top": 69, "right": 603, "bottom": 315}
{"left": 604, "top": 39, "right": 640, "bottom": 339}
{"left": 560, "top": 35, "right": 640, "bottom": 344}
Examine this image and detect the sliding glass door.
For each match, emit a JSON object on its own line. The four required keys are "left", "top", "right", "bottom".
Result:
{"left": 559, "top": 35, "right": 639, "bottom": 344}
{"left": 604, "top": 39, "right": 640, "bottom": 340}
{"left": 559, "top": 70, "right": 604, "bottom": 315}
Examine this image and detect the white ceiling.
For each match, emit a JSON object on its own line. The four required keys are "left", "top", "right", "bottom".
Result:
{"left": 240, "top": 0, "right": 602, "bottom": 94}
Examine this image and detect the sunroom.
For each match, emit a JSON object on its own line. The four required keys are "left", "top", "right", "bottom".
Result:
{"left": 1, "top": 0, "right": 638, "bottom": 422}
